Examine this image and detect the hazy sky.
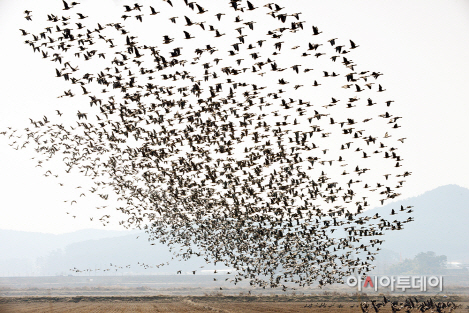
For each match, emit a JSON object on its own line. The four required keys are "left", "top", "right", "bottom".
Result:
{"left": 0, "top": 0, "right": 468, "bottom": 234}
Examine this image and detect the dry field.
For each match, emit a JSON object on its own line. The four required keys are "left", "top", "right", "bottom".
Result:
{"left": 1, "top": 295, "right": 468, "bottom": 313}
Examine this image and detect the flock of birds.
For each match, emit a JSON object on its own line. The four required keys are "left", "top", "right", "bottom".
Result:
{"left": 4, "top": 0, "right": 412, "bottom": 289}
{"left": 305, "top": 296, "right": 460, "bottom": 313}
{"left": 358, "top": 296, "right": 460, "bottom": 313}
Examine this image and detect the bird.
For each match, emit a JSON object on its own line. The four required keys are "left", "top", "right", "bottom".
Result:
{"left": 62, "top": 0, "right": 71, "bottom": 10}
{"left": 150, "top": 7, "right": 159, "bottom": 15}
{"left": 350, "top": 40, "right": 359, "bottom": 49}
{"left": 183, "top": 31, "right": 194, "bottom": 39}
{"left": 246, "top": 1, "right": 257, "bottom": 11}
{"left": 312, "top": 26, "right": 322, "bottom": 35}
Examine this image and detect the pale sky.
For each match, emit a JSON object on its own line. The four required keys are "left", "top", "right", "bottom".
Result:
{"left": 0, "top": 0, "right": 468, "bottom": 234}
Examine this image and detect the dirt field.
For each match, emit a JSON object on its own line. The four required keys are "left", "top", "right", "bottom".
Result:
{"left": 1, "top": 295, "right": 468, "bottom": 313}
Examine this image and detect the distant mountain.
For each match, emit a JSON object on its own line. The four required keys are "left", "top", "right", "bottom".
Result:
{"left": 369, "top": 184, "right": 469, "bottom": 262}
{"left": 36, "top": 234, "right": 213, "bottom": 276}
{"left": 0, "top": 228, "right": 216, "bottom": 276}
{"left": 0, "top": 228, "right": 139, "bottom": 260}
{"left": 0, "top": 228, "right": 140, "bottom": 276}
{"left": 1, "top": 184, "right": 468, "bottom": 277}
